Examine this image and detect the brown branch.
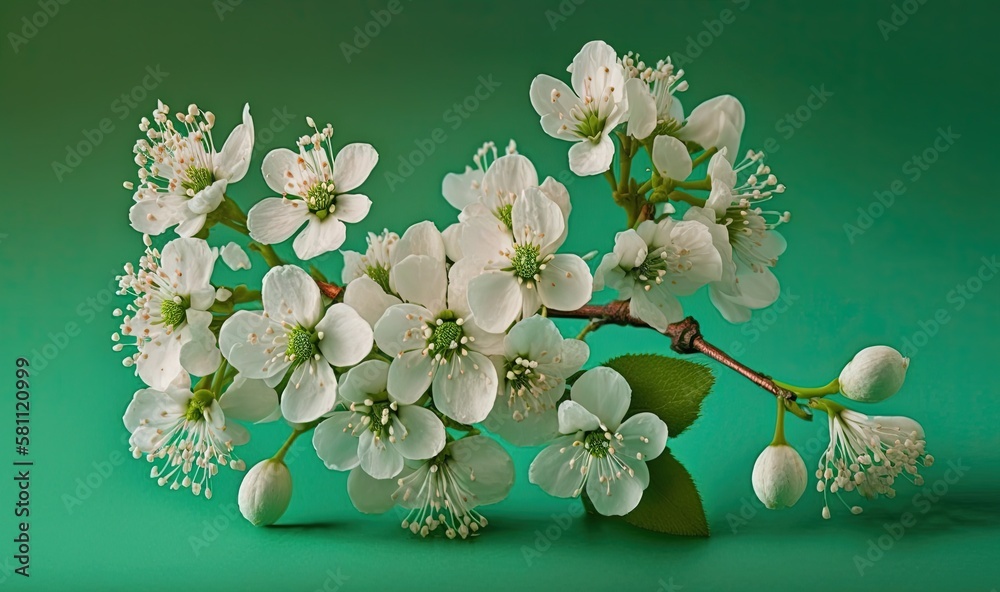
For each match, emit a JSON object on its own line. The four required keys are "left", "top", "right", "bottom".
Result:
{"left": 313, "top": 275, "right": 794, "bottom": 402}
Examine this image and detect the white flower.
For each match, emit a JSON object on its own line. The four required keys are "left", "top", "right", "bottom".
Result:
{"left": 341, "top": 221, "right": 449, "bottom": 327}
{"left": 622, "top": 53, "right": 688, "bottom": 140}
{"left": 312, "top": 360, "right": 446, "bottom": 479}
{"left": 123, "top": 372, "right": 277, "bottom": 498}
{"left": 529, "top": 367, "right": 668, "bottom": 516}
{"left": 219, "top": 265, "right": 373, "bottom": 423}
{"left": 684, "top": 149, "right": 789, "bottom": 323}
{"left": 221, "top": 242, "right": 251, "bottom": 270}
{"left": 441, "top": 140, "right": 517, "bottom": 210}
{"left": 129, "top": 102, "right": 253, "bottom": 237}
{"left": 461, "top": 187, "right": 593, "bottom": 333}
{"left": 529, "top": 40, "right": 630, "bottom": 176}
{"left": 238, "top": 459, "right": 292, "bottom": 526}
{"left": 248, "top": 118, "right": 377, "bottom": 260}
{"left": 812, "top": 403, "right": 933, "bottom": 518}
{"left": 594, "top": 217, "right": 722, "bottom": 332}
{"left": 752, "top": 444, "right": 808, "bottom": 510}
{"left": 389, "top": 436, "right": 515, "bottom": 539}
{"left": 114, "top": 237, "right": 222, "bottom": 390}
{"left": 373, "top": 255, "right": 502, "bottom": 425}
{"left": 839, "top": 346, "right": 909, "bottom": 403}
{"left": 486, "top": 315, "right": 590, "bottom": 446}
{"left": 677, "top": 95, "right": 745, "bottom": 163}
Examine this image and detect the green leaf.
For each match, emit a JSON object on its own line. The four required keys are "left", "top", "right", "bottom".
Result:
{"left": 623, "top": 449, "right": 709, "bottom": 536}
{"left": 603, "top": 353, "right": 714, "bottom": 436}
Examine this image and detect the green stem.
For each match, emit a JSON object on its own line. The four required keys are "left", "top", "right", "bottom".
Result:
{"left": 771, "top": 397, "right": 787, "bottom": 446}
{"left": 603, "top": 169, "right": 618, "bottom": 194}
{"left": 674, "top": 177, "right": 712, "bottom": 191}
{"left": 662, "top": 190, "right": 706, "bottom": 207}
{"left": 636, "top": 179, "right": 654, "bottom": 195}
{"left": 210, "top": 359, "right": 229, "bottom": 396}
{"left": 691, "top": 147, "right": 718, "bottom": 169}
{"left": 248, "top": 242, "right": 284, "bottom": 268}
{"left": 272, "top": 421, "right": 321, "bottom": 462}
{"left": 575, "top": 320, "right": 605, "bottom": 341}
{"left": 772, "top": 378, "right": 840, "bottom": 399}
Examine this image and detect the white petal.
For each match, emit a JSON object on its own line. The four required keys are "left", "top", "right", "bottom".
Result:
{"left": 123, "top": 389, "right": 184, "bottom": 432}
{"left": 358, "top": 430, "right": 404, "bottom": 479}
{"left": 625, "top": 77, "right": 657, "bottom": 139}
{"left": 179, "top": 310, "right": 221, "bottom": 377}
{"left": 247, "top": 197, "right": 309, "bottom": 244}
{"left": 652, "top": 135, "right": 694, "bottom": 181}
{"left": 280, "top": 361, "right": 338, "bottom": 423}
{"left": 432, "top": 352, "right": 497, "bottom": 424}
{"left": 529, "top": 75, "right": 580, "bottom": 140}
{"left": 392, "top": 405, "right": 446, "bottom": 460}
{"left": 512, "top": 187, "right": 566, "bottom": 254}
{"left": 442, "top": 167, "right": 484, "bottom": 210}
{"left": 617, "top": 412, "right": 669, "bottom": 461}
{"left": 467, "top": 272, "right": 522, "bottom": 334}
{"left": 570, "top": 40, "right": 622, "bottom": 100}
{"left": 586, "top": 456, "right": 648, "bottom": 516}
{"left": 221, "top": 242, "right": 252, "bottom": 270}
{"left": 261, "top": 148, "right": 305, "bottom": 195}
{"left": 343, "top": 276, "right": 401, "bottom": 328}
{"left": 537, "top": 254, "right": 593, "bottom": 312}
{"left": 187, "top": 179, "right": 227, "bottom": 215}
{"left": 480, "top": 154, "right": 539, "bottom": 210}
{"left": 214, "top": 103, "right": 254, "bottom": 183}
{"left": 137, "top": 332, "right": 183, "bottom": 391}
{"left": 529, "top": 436, "right": 585, "bottom": 498}
{"left": 386, "top": 349, "right": 434, "bottom": 405}
{"left": 442, "top": 222, "right": 464, "bottom": 262}
{"left": 218, "top": 311, "right": 286, "bottom": 379}
{"left": 338, "top": 359, "right": 389, "bottom": 404}
{"left": 174, "top": 212, "right": 207, "bottom": 238}
{"left": 332, "top": 143, "right": 379, "bottom": 192}
{"left": 557, "top": 400, "right": 601, "bottom": 433}
{"left": 392, "top": 220, "right": 446, "bottom": 265}
{"left": 313, "top": 412, "right": 361, "bottom": 470}
{"left": 629, "top": 285, "right": 682, "bottom": 332}
{"left": 292, "top": 216, "right": 347, "bottom": 260}
{"left": 446, "top": 435, "right": 514, "bottom": 506}
{"left": 392, "top": 254, "right": 447, "bottom": 312}
{"left": 568, "top": 135, "right": 615, "bottom": 177}
{"left": 316, "top": 303, "right": 374, "bottom": 367}
{"left": 262, "top": 265, "right": 324, "bottom": 328}
{"left": 332, "top": 193, "right": 371, "bottom": 224}
{"left": 571, "top": 367, "right": 631, "bottom": 430}
{"left": 373, "top": 303, "right": 433, "bottom": 357}
{"left": 347, "top": 467, "right": 397, "bottom": 514}
{"left": 160, "top": 237, "right": 217, "bottom": 296}
{"left": 219, "top": 375, "right": 279, "bottom": 423}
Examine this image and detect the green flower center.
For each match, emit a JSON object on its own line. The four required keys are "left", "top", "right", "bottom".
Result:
{"left": 367, "top": 402, "right": 392, "bottom": 437}
{"left": 510, "top": 243, "right": 541, "bottom": 281}
{"left": 574, "top": 111, "right": 607, "bottom": 141}
{"left": 160, "top": 299, "right": 187, "bottom": 328}
{"left": 496, "top": 204, "right": 514, "bottom": 230}
{"left": 306, "top": 182, "right": 336, "bottom": 218}
{"left": 182, "top": 166, "right": 215, "bottom": 194}
{"left": 431, "top": 321, "right": 463, "bottom": 354}
{"left": 285, "top": 327, "right": 317, "bottom": 362}
{"left": 584, "top": 431, "right": 611, "bottom": 459}
{"left": 185, "top": 389, "right": 216, "bottom": 422}
{"left": 505, "top": 359, "right": 534, "bottom": 393}
{"left": 366, "top": 264, "right": 392, "bottom": 293}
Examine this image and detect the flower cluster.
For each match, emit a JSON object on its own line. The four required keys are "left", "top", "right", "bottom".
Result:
{"left": 111, "top": 40, "right": 932, "bottom": 539}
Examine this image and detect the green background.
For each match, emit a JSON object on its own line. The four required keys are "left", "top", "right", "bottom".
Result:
{"left": 1, "top": 0, "right": 997, "bottom": 590}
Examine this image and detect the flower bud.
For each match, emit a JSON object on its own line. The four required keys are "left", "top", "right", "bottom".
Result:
{"left": 238, "top": 459, "right": 292, "bottom": 526}
{"left": 752, "top": 444, "right": 807, "bottom": 510}
{"left": 839, "top": 346, "right": 909, "bottom": 403}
